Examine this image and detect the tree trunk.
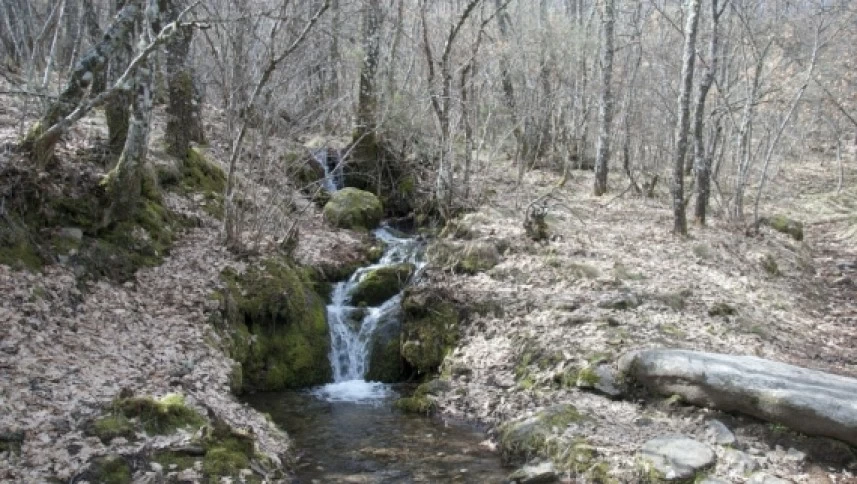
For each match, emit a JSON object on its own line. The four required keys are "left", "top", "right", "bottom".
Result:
{"left": 20, "top": 1, "right": 142, "bottom": 167}
{"left": 164, "top": 0, "right": 205, "bottom": 160}
{"left": 104, "top": 6, "right": 156, "bottom": 225}
{"left": 693, "top": 0, "right": 722, "bottom": 225}
{"left": 593, "top": 0, "right": 615, "bottom": 196}
{"left": 349, "top": 0, "right": 383, "bottom": 190}
{"left": 672, "top": 0, "right": 702, "bottom": 235}
{"left": 495, "top": 0, "right": 525, "bottom": 168}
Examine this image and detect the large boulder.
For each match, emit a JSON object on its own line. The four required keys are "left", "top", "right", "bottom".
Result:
{"left": 400, "top": 287, "right": 459, "bottom": 374}
{"left": 350, "top": 263, "right": 415, "bottom": 306}
{"left": 619, "top": 349, "right": 857, "bottom": 446}
{"left": 427, "top": 239, "right": 500, "bottom": 274}
{"left": 323, "top": 188, "right": 383, "bottom": 230}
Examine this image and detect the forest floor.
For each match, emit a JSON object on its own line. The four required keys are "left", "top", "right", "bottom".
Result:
{"left": 425, "top": 151, "right": 857, "bottom": 482}
{"left": 1, "top": 77, "right": 856, "bottom": 483}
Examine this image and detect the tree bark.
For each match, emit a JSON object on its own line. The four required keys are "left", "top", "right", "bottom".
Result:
{"left": 349, "top": 0, "right": 383, "bottom": 190}
{"left": 164, "top": 0, "right": 205, "bottom": 160}
{"left": 693, "top": 0, "right": 723, "bottom": 225}
{"left": 593, "top": 0, "right": 615, "bottom": 196}
{"left": 672, "top": 0, "right": 702, "bottom": 235}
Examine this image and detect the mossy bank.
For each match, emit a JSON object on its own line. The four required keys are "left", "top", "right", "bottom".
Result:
{"left": 214, "top": 256, "right": 332, "bottom": 392}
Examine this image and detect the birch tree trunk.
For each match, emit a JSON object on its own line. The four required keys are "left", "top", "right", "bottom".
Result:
{"left": 593, "top": 0, "right": 615, "bottom": 196}
{"left": 20, "top": 1, "right": 142, "bottom": 167}
{"left": 671, "top": 0, "right": 701, "bottom": 235}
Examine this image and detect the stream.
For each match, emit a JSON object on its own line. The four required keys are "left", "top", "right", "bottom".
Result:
{"left": 244, "top": 152, "right": 507, "bottom": 483}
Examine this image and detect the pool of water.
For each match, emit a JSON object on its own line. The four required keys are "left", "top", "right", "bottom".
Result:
{"left": 244, "top": 381, "right": 509, "bottom": 483}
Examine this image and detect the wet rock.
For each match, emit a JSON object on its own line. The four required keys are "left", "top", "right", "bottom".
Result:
{"left": 575, "top": 363, "right": 623, "bottom": 399}
{"left": 705, "top": 420, "right": 736, "bottom": 446}
{"left": 640, "top": 436, "right": 716, "bottom": 480}
{"left": 723, "top": 448, "right": 760, "bottom": 475}
{"left": 427, "top": 239, "right": 500, "bottom": 274}
{"left": 365, "top": 310, "right": 406, "bottom": 383}
{"left": 400, "top": 287, "right": 459, "bottom": 374}
{"left": 619, "top": 349, "right": 857, "bottom": 446}
{"left": 350, "top": 263, "right": 415, "bottom": 307}
{"left": 597, "top": 291, "right": 640, "bottom": 310}
{"left": 323, "top": 188, "right": 383, "bottom": 230}
{"left": 747, "top": 472, "right": 793, "bottom": 484}
{"left": 508, "top": 461, "right": 558, "bottom": 483}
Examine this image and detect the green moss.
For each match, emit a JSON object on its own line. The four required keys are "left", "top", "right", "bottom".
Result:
{"left": 158, "top": 147, "right": 226, "bottom": 219}
{"left": 351, "top": 263, "right": 415, "bottom": 306}
{"left": 203, "top": 447, "right": 250, "bottom": 477}
{"left": 200, "top": 421, "right": 256, "bottom": 479}
{"left": 577, "top": 366, "right": 600, "bottom": 386}
{"left": 88, "top": 456, "right": 132, "bottom": 484}
{"left": 767, "top": 215, "right": 804, "bottom": 241}
{"left": 394, "top": 396, "right": 436, "bottom": 414}
{"left": 366, "top": 327, "right": 406, "bottom": 382}
{"left": 0, "top": 242, "right": 43, "bottom": 271}
{"left": 217, "top": 258, "right": 332, "bottom": 391}
{"left": 428, "top": 239, "right": 500, "bottom": 274}
{"left": 761, "top": 254, "right": 780, "bottom": 276}
{"left": 323, "top": 187, "right": 383, "bottom": 230}
{"left": 400, "top": 288, "right": 459, "bottom": 374}
{"left": 87, "top": 415, "right": 136, "bottom": 444}
{"left": 117, "top": 393, "right": 204, "bottom": 435}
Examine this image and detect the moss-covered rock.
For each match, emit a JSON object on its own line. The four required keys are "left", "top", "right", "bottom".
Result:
{"left": 499, "top": 404, "right": 586, "bottom": 465}
{"left": 218, "top": 257, "right": 332, "bottom": 391}
{"left": 323, "top": 187, "right": 383, "bottom": 230}
{"left": 86, "top": 415, "right": 136, "bottom": 444}
{"left": 765, "top": 215, "right": 804, "bottom": 241}
{"left": 400, "top": 287, "right": 459, "bottom": 374}
{"left": 394, "top": 395, "right": 436, "bottom": 414}
{"left": 365, "top": 314, "right": 408, "bottom": 383}
{"left": 116, "top": 393, "right": 205, "bottom": 435}
{"left": 0, "top": 431, "right": 24, "bottom": 455}
{"left": 427, "top": 239, "right": 500, "bottom": 274}
{"left": 351, "top": 263, "right": 415, "bottom": 306}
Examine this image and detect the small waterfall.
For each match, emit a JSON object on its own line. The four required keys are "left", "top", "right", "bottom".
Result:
{"left": 314, "top": 227, "right": 425, "bottom": 402}
{"left": 312, "top": 148, "right": 343, "bottom": 193}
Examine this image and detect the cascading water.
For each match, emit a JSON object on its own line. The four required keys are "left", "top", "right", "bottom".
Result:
{"left": 313, "top": 227, "right": 425, "bottom": 402}
{"left": 311, "top": 148, "right": 343, "bottom": 193}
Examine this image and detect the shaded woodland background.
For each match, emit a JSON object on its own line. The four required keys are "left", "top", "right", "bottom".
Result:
{"left": 1, "top": 0, "right": 855, "bottom": 244}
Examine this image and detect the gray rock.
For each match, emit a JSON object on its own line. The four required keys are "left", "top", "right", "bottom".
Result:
{"left": 507, "top": 461, "right": 558, "bottom": 484}
{"left": 576, "top": 363, "right": 623, "bottom": 399}
{"left": 619, "top": 349, "right": 857, "bottom": 446}
{"left": 698, "top": 478, "right": 730, "bottom": 484}
{"left": 597, "top": 291, "right": 640, "bottom": 310}
{"left": 747, "top": 472, "right": 792, "bottom": 484}
{"left": 58, "top": 227, "right": 84, "bottom": 242}
{"left": 785, "top": 448, "right": 806, "bottom": 462}
{"left": 705, "top": 420, "right": 736, "bottom": 446}
{"left": 640, "top": 436, "right": 716, "bottom": 480}
{"left": 722, "top": 448, "right": 760, "bottom": 475}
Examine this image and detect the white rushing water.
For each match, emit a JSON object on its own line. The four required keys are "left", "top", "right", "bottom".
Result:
{"left": 312, "top": 149, "right": 343, "bottom": 193}
{"left": 310, "top": 159, "right": 425, "bottom": 402}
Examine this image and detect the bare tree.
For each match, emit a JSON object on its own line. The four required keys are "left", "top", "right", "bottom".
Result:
{"left": 593, "top": 0, "right": 615, "bottom": 196}
{"left": 672, "top": 0, "right": 702, "bottom": 235}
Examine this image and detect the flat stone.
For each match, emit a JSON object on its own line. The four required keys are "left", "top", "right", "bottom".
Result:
{"left": 698, "top": 479, "right": 730, "bottom": 484}
{"left": 619, "top": 349, "right": 857, "bottom": 446}
{"left": 58, "top": 227, "right": 84, "bottom": 241}
{"left": 508, "top": 461, "right": 558, "bottom": 484}
{"left": 640, "top": 436, "right": 716, "bottom": 480}
{"left": 705, "top": 420, "right": 736, "bottom": 446}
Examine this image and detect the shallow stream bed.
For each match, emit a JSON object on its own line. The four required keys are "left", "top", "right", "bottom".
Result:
{"left": 245, "top": 381, "right": 508, "bottom": 483}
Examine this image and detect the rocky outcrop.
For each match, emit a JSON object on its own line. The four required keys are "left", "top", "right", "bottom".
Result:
{"left": 365, "top": 309, "right": 407, "bottom": 383}
{"left": 350, "top": 263, "right": 415, "bottom": 307}
{"left": 400, "top": 287, "right": 459, "bottom": 374}
{"left": 322, "top": 188, "right": 383, "bottom": 230}
{"left": 619, "top": 349, "right": 857, "bottom": 446}
{"left": 218, "top": 258, "right": 332, "bottom": 391}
